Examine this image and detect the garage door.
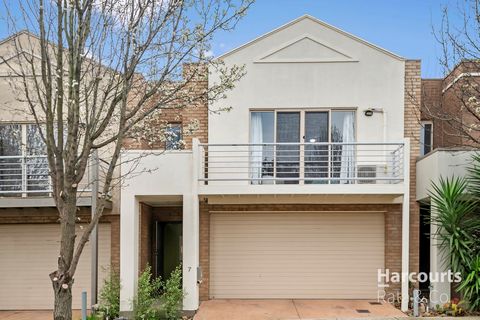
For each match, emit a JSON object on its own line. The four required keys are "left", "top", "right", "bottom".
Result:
{"left": 210, "top": 212, "right": 384, "bottom": 299}
{"left": 0, "top": 224, "right": 111, "bottom": 310}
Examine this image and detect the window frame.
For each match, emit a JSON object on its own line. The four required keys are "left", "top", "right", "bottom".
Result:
{"left": 164, "top": 122, "right": 183, "bottom": 150}
{"left": 249, "top": 108, "right": 357, "bottom": 144}
{"left": 249, "top": 108, "right": 357, "bottom": 185}
{"left": 0, "top": 122, "right": 49, "bottom": 196}
{"left": 420, "top": 120, "right": 433, "bottom": 156}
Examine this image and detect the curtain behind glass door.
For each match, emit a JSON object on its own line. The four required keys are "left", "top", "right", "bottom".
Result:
{"left": 331, "top": 111, "right": 356, "bottom": 184}
{"left": 250, "top": 112, "right": 274, "bottom": 184}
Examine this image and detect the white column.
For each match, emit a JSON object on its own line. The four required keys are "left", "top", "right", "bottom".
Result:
{"left": 401, "top": 138, "right": 410, "bottom": 312}
{"left": 429, "top": 205, "right": 451, "bottom": 308}
{"left": 182, "top": 193, "right": 199, "bottom": 311}
{"left": 182, "top": 138, "right": 200, "bottom": 311}
{"left": 120, "top": 196, "right": 140, "bottom": 312}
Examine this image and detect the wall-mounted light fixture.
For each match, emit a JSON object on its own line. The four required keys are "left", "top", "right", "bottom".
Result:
{"left": 364, "top": 107, "right": 384, "bottom": 117}
{"left": 364, "top": 109, "right": 374, "bottom": 117}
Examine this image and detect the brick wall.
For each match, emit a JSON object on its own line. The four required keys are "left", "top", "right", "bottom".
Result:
{"left": 405, "top": 60, "right": 421, "bottom": 277}
{"left": 152, "top": 206, "right": 183, "bottom": 222}
{"left": 124, "top": 63, "right": 208, "bottom": 150}
{"left": 199, "top": 202, "right": 403, "bottom": 301}
{"left": 110, "top": 214, "right": 120, "bottom": 273}
{"left": 421, "top": 61, "right": 480, "bottom": 148}
{"left": 139, "top": 203, "right": 153, "bottom": 273}
{"left": 0, "top": 207, "right": 120, "bottom": 272}
{"left": 199, "top": 201, "right": 210, "bottom": 301}
{"left": 421, "top": 79, "right": 445, "bottom": 149}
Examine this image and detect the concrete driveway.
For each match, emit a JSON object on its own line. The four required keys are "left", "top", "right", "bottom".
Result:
{"left": 194, "top": 300, "right": 407, "bottom": 320}
{"left": 0, "top": 310, "right": 82, "bottom": 320}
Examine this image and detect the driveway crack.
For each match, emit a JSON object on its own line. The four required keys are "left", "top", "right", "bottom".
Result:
{"left": 292, "top": 300, "right": 301, "bottom": 319}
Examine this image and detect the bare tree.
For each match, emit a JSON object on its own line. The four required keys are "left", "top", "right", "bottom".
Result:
{"left": 0, "top": 0, "right": 252, "bottom": 319}
{"left": 421, "top": 0, "right": 480, "bottom": 148}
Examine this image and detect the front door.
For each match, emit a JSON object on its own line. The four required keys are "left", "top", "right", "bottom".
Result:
{"left": 153, "top": 222, "right": 182, "bottom": 279}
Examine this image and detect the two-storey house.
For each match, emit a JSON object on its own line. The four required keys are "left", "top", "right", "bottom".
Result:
{"left": 0, "top": 31, "right": 120, "bottom": 310}
{"left": 119, "top": 15, "right": 421, "bottom": 313}
{"left": 416, "top": 61, "right": 480, "bottom": 307}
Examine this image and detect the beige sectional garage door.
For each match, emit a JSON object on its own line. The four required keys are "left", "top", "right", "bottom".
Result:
{"left": 210, "top": 212, "right": 384, "bottom": 299}
{"left": 0, "top": 224, "right": 111, "bottom": 310}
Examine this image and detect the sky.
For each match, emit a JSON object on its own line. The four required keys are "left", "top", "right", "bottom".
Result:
{"left": 209, "top": 0, "right": 462, "bottom": 78}
{"left": 0, "top": 0, "right": 465, "bottom": 78}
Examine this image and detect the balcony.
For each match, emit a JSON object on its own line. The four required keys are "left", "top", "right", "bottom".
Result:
{"left": 194, "top": 141, "right": 408, "bottom": 196}
{"left": 0, "top": 155, "right": 98, "bottom": 207}
{"left": 0, "top": 155, "right": 52, "bottom": 196}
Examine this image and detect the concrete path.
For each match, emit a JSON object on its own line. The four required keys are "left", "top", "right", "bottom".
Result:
{"left": 0, "top": 310, "right": 83, "bottom": 320}
{"left": 194, "top": 299, "right": 407, "bottom": 320}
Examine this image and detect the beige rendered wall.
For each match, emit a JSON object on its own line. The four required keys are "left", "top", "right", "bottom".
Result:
{"left": 209, "top": 16, "right": 406, "bottom": 146}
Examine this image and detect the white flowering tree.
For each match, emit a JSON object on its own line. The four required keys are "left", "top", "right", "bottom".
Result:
{"left": 0, "top": 0, "right": 252, "bottom": 319}
{"left": 421, "top": 0, "right": 480, "bottom": 147}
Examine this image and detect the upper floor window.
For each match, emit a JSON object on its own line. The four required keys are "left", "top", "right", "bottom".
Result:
{"left": 420, "top": 121, "right": 433, "bottom": 156}
{"left": 0, "top": 124, "right": 21, "bottom": 156}
{"left": 250, "top": 109, "right": 356, "bottom": 184}
{"left": 0, "top": 123, "right": 48, "bottom": 196}
{"left": 165, "top": 123, "right": 183, "bottom": 150}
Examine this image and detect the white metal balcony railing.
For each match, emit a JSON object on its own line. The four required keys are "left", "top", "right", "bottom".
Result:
{"left": 197, "top": 142, "right": 405, "bottom": 185}
{"left": 0, "top": 155, "right": 51, "bottom": 195}
{"left": 0, "top": 155, "right": 92, "bottom": 197}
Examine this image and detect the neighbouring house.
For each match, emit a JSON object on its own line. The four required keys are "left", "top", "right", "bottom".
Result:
{"left": 417, "top": 61, "right": 480, "bottom": 306}
{"left": 0, "top": 31, "right": 121, "bottom": 310}
{"left": 119, "top": 15, "right": 421, "bottom": 313}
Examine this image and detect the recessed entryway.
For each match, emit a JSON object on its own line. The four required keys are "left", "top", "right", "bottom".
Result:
{"left": 139, "top": 203, "right": 183, "bottom": 280}
{"left": 194, "top": 300, "right": 407, "bottom": 320}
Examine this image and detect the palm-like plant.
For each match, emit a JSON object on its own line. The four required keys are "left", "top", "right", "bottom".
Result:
{"left": 430, "top": 155, "right": 480, "bottom": 311}
{"left": 457, "top": 256, "right": 480, "bottom": 310}
{"left": 430, "top": 177, "right": 478, "bottom": 273}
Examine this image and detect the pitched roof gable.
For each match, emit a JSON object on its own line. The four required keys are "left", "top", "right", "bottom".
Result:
{"left": 217, "top": 15, "right": 404, "bottom": 61}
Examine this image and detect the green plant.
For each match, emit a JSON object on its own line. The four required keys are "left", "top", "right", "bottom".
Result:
{"left": 457, "top": 256, "right": 480, "bottom": 310}
{"left": 162, "top": 266, "right": 184, "bottom": 320}
{"left": 132, "top": 265, "right": 162, "bottom": 320}
{"left": 430, "top": 155, "right": 480, "bottom": 311}
{"left": 430, "top": 177, "right": 478, "bottom": 273}
{"left": 98, "top": 269, "right": 121, "bottom": 320}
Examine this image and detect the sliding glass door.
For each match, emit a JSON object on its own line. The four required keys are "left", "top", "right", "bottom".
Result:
{"left": 304, "top": 112, "right": 329, "bottom": 184}
{"left": 276, "top": 112, "right": 300, "bottom": 184}
{"left": 250, "top": 110, "right": 355, "bottom": 184}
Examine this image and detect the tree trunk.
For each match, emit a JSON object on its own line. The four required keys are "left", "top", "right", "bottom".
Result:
{"left": 50, "top": 195, "right": 77, "bottom": 320}
{"left": 51, "top": 276, "right": 73, "bottom": 320}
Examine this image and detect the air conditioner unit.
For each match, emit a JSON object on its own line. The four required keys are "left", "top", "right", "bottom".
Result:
{"left": 357, "top": 165, "right": 377, "bottom": 184}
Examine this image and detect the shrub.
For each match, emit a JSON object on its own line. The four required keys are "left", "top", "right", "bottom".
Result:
{"left": 430, "top": 155, "right": 480, "bottom": 311}
{"left": 457, "top": 256, "right": 480, "bottom": 311}
{"left": 162, "top": 266, "right": 184, "bottom": 320}
{"left": 132, "top": 265, "right": 162, "bottom": 320}
{"left": 98, "top": 269, "right": 121, "bottom": 320}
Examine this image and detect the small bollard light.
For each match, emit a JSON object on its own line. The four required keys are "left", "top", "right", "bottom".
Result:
{"left": 413, "top": 288, "right": 421, "bottom": 317}
{"left": 81, "top": 291, "right": 87, "bottom": 320}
